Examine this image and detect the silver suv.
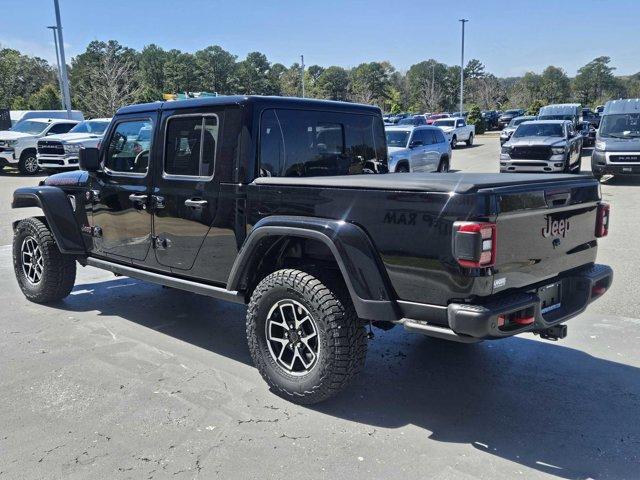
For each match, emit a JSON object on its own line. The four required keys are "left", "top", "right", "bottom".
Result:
{"left": 385, "top": 125, "right": 452, "bottom": 173}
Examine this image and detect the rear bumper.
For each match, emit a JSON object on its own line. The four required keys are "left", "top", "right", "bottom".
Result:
{"left": 401, "top": 264, "right": 612, "bottom": 341}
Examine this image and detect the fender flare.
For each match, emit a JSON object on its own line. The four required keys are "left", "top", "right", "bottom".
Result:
{"left": 228, "top": 216, "right": 399, "bottom": 321}
{"left": 12, "top": 186, "right": 85, "bottom": 254}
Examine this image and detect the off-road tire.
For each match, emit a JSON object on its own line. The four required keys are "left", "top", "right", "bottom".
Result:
{"left": 18, "top": 150, "right": 39, "bottom": 175}
{"left": 13, "top": 217, "right": 76, "bottom": 303}
{"left": 246, "top": 269, "right": 368, "bottom": 404}
{"left": 466, "top": 133, "right": 474, "bottom": 146}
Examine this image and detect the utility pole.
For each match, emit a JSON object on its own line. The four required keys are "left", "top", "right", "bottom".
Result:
{"left": 53, "top": 0, "right": 72, "bottom": 118}
{"left": 47, "top": 26, "right": 64, "bottom": 110}
{"left": 431, "top": 63, "right": 435, "bottom": 110}
{"left": 459, "top": 19, "right": 468, "bottom": 116}
{"left": 300, "top": 54, "right": 305, "bottom": 98}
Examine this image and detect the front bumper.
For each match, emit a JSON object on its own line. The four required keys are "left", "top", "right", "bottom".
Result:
{"left": 37, "top": 153, "right": 79, "bottom": 168}
{"left": 592, "top": 149, "right": 640, "bottom": 176}
{"left": 401, "top": 264, "right": 612, "bottom": 341}
{"left": 0, "top": 150, "right": 16, "bottom": 165}
{"left": 500, "top": 155, "right": 566, "bottom": 173}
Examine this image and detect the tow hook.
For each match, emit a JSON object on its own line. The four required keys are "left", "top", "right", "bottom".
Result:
{"left": 536, "top": 324, "right": 568, "bottom": 341}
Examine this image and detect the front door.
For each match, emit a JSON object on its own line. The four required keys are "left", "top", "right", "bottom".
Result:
{"left": 152, "top": 111, "right": 222, "bottom": 270}
{"left": 91, "top": 115, "right": 155, "bottom": 261}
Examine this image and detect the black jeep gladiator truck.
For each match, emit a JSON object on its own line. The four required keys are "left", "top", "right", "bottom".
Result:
{"left": 12, "top": 96, "right": 612, "bottom": 404}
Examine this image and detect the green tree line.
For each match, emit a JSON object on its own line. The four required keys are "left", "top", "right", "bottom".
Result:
{"left": 2, "top": 41, "right": 640, "bottom": 118}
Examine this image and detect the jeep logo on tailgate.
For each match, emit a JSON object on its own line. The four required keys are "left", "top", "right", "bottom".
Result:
{"left": 542, "top": 216, "right": 570, "bottom": 238}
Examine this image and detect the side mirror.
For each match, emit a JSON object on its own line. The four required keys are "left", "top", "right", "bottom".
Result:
{"left": 409, "top": 140, "right": 423, "bottom": 148}
{"left": 79, "top": 147, "right": 101, "bottom": 172}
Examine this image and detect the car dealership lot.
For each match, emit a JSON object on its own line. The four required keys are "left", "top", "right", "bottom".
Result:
{"left": 1, "top": 136, "right": 639, "bottom": 479}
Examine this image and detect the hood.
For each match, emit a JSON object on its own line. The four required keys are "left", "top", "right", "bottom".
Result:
{"left": 0, "top": 131, "right": 34, "bottom": 141}
{"left": 436, "top": 126, "right": 454, "bottom": 132}
{"left": 387, "top": 146, "right": 408, "bottom": 155}
{"left": 597, "top": 136, "right": 640, "bottom": 152}
{"left": 506, "top": 136, "right": 566, "bottom": 147}
{"left": 501, "top": 127, "right": 516, "bottom": 135}
{"left": 44, "top": 132, "right": 102, "bottom": 143}
{"left": 43, "top": 169, "right": 90, "bottom": 188}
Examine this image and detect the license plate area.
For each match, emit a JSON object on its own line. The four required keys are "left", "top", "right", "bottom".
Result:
{"left": 539, "top": 281, "right": 562, "bottom": 315}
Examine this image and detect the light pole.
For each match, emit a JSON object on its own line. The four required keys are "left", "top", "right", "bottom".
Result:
{"left": 47, "top": 26, "right": 64, "bottom": 109}
{"left": 53, "top": 0, "right": 72, "bottom": 117}
{"left": 459, "top": 19, "right": 468, "bottom": 115}
{"left": 300, "top": 54, "right": 305, "bottom": 98}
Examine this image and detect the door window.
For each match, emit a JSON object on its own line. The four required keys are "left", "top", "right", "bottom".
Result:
{"left": 164, "top": 115, "right": 218, "bottom": 178}
{"left": 47, "top": 122, "right": 76, "bottom": 135}
{"left": 411, "top": 129, "right": 428, "bottom": 146}
{"left": 104, "top": 119, "right": 152, "bottom": 175}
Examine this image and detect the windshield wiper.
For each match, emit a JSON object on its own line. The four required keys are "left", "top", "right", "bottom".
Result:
{"left": 608, "top": 133, "right": 632, "bottom": 139}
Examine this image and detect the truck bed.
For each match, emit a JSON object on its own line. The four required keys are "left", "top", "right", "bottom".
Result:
{"left": 253, "top": 172, "right": 587, "bottom": 194}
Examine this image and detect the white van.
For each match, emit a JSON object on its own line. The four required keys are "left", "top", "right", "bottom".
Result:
{"left": 10, "top": 110, "right": 84, "bottom": 127}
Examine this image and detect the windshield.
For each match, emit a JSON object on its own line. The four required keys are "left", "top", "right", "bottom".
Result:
{"left": 509, "top": 117, "right": 533, "bottom": 127}
{"left": 70, "top": 120, "right": 110, "bottom": 134}
{"left": 513, "top": 123, "right": 564, "bottom": 138}
{"left": 433, "top": 119, "right": 455, "bottom": 127}
{"left": 504, "top": 110, "right": 520, "bottom": 116}
{"left": 599, "top": 114, "right": 640, "bottom": 138}
{"left": 397, "top": 117, "right": 418, "bottom": 125}
{"left": 10, "top": 120, "right": 48, "bottom": 135}
{"left": 539, "top": 114, "right": 573, "bottom": 121}
{"left": 385, "top": 130, "right": 411, "bottom": 148}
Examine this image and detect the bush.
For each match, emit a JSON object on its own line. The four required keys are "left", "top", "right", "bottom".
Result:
{"left": 527, "top": 99, "right": 545, "bottom": 116}
{"left": 466, "top": 104, "right": 485, "bottom": 134}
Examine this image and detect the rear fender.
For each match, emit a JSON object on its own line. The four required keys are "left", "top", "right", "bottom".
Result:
{"left": 228, "top": 216, "right": 399, "bottom": 321}
{"left": 12, "top": 186, "right": 85, "bottom": 254}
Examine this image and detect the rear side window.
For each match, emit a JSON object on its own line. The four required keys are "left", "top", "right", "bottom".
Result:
{"left": 48, "top": 123, "right": 76, "bottom": 135}
{"left": 259, "top": 109, "right": 387, "bottom": 177}
{"left": 104, "top": 119, "right": 153, "bottom": 175}
{"left": 164, "top": 115, "right": 218, "bottom": 177}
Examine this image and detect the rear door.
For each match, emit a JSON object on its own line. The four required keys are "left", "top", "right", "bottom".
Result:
{"left": 91, "top": 115, "right": 155, "bottom": 261}
{"left": 151, "top": 109, "right": 223, "bottom": 271}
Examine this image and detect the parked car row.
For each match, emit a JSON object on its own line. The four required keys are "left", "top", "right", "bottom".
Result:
{"left": 0, "top": 110, "right": 112, "bottom": 175}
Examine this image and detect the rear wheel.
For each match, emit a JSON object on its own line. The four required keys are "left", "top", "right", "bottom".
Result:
{"left": 13, "top": 218, "right": 76, "bottom": 303}
{"left": 246, "top": 269, "right": 368, "bottom": 404}
{"left": 437, "top": 156, "right": 450, "bottom": 172}
{"left": 466, "top": 133, "right": 474, "bottom": 146}
{"left": 18, "top": 151, "right": 39, "bottom": 175}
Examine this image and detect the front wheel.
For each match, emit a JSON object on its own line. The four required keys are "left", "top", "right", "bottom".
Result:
{"left": 18, "top": 151, "right": 40, "bottom": 175}
{"left": 246, "top": 269, "right": 368, "bottom": 404}
{"left": 13, "top": 218, "right": 76, "bottom": 303}
{"left": 451, "top": 136, "right": 458, "bottom": 149}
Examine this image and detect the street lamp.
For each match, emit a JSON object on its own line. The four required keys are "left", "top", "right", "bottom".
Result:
{"left": 53, "top": 0, "right": 72, "bottom": 117}
{"left": 300, "top": 54, "right": 305, "bottom": 98}
{"left": 47, "top": 26, "right": 64, "bottom": 109}
{"left": 459, "top": 19, "right": 468, "bottom": 115}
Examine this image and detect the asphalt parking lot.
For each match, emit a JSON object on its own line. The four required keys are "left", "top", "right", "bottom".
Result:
{"left": 1, "top": 136, "right": 639, "bottom": 479}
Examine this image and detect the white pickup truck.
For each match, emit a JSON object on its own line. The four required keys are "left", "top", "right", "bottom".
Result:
{"left": 433, "top": 117, "right": 475, "bottom": 148}
{"left": 37, "top": 118, "right": 111, "bottom": 171}
{"left": 0, "top": 118, "right": 80, "bottom": 174}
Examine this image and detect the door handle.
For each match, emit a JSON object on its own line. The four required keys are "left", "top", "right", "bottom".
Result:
{"left": 128, "top": 193, "right": 148, "bottom": 203}
{"left": 184, "top": 199, "right": 208, "bottom": 208}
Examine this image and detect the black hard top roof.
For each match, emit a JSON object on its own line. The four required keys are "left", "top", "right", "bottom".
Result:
{"left": 116, "top": 95, "right": 382, "bottom": 116}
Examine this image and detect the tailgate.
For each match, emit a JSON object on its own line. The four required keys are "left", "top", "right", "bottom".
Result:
{"left": 487, "top": 178, "right": 601, "bottom": 293}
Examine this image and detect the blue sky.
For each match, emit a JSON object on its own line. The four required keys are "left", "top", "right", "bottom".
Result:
{"left": 3, "top": 0, "right": 639, "bottom": 77}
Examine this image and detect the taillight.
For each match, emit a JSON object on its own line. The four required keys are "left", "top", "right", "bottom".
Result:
{"left": 453, "top": 221, "right": 497, "bottom": 268}
{"left": 595, "top": 202, "right": 610, "bottom": 238}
